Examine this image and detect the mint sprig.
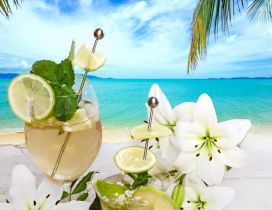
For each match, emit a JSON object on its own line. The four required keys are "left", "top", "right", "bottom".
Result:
{"left": 31, "top": 58, "right": 77, "bottom": 121}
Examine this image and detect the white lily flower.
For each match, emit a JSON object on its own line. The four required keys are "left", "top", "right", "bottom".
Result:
{"left": 175, "top": 94, "right": 251, "bottom": 185}
{"left": 73, "top": 44, "right": 106, "bottom": 72}
{"left": 181, "top": 185, "right": 234, "bottom": 210}
{"left": 147, "top": 84, "right": 196, "bottom": 170}
{"left": 0, "top": 165, "right": 90, "bottom": 210}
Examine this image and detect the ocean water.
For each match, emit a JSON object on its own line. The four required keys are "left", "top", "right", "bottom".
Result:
{"left": 1, "top": 75, "right": 272, "bottom": 131}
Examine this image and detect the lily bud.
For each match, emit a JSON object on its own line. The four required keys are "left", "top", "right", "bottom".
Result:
{"left": 73, "top": 44, "right": 106, "bottom": 72}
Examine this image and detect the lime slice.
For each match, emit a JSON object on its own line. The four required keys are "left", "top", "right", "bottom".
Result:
{"left": 131, "top": 124, "right": 172, "bottom": 140}
{"left": 133, "top": 186, "right": 177, "bottom": 210}
{"left": 114, "top": 146, "right": 156, "bottom": 174}
{"left": 96, "top": 180, "right": 132, "bottom": 210}
{"left": 73, "top": 44, "right": 106, "bottom": 72}
{"left": 8, "top": 74, "right": 55, "bottom": 123}
{"left": 87, "top": 52, "right": 106, "bottom": 71}
{"left": 63, "top": 108, "right": 93, "bottom": 132}
{"left": 96, "top": 180, "right": 128, "bottom": 200}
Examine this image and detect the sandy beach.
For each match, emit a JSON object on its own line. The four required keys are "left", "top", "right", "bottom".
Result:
{"left": 0, "top": 128, "right": 133, "bottom": 145}
{"left": 0, "top": 125, "right": 270, "bottom": 145}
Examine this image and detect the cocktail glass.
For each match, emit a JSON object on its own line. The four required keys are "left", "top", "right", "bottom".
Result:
{"left": 25, "top": 76, "right": 102, "bottom": 182}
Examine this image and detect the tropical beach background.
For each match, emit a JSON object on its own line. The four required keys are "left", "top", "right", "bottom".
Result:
{"left": 0, "top": 1, "right": 272, "bottom": 209}
{"left": 1, "top": 75, "right": 272, "bottom": 132}
{"left": 0, "top": 0, "right": 272, "bottom": 141}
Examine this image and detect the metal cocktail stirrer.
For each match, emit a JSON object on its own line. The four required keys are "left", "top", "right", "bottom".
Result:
{"left": 78, "top": 28, "right": 104, "bottom": 102}
{"left": 50, "top": 28, "right": 104, "bottom": 178}
{"left": 143, "top": 97, "right": 159, "bottom": 160}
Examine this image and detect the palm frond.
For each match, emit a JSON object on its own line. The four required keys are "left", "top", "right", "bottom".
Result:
{"left": 248, "top": 0, "right": 272, "bottom": 23}
{"left": 187, "top": 0, "right": 246, "bottom": 73}
{"left": 0, "top": 0, "right": 21, "bottom": 18}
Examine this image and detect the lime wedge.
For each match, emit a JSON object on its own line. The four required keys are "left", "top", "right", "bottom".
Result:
{"left": 131, "top": 124, "right": 172, "bottom": 140}
{"left": 96, "top": 180, "right": 128, "bottom": 200}
{"left": 8, "top": 74, "right": 55, "bottom": 123}
{"left": 114, "top": 146, "right": 156, "bottom": 174}
{"left": 87, "top": 52, "right": 106, "bottom": 71}
{"left": 63, "top": 108, "right": 93, "bottom": 132}
{"left": 133, "top": 186, "right": 177, "bottom": 210}
{"left": 73, "top": 44, "right": 106, "bottom": 72}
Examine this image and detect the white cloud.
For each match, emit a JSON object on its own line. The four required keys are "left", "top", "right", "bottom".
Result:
{"left": 0, "top": 0, "right": 271, "bottom": 78}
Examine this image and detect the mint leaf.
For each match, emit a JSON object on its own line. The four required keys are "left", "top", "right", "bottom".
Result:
{"left": 31, "top": 58, "right": 77, "bottom": 122}
{"left": 56, "top": 59, "right": 75, "bottom": 87}
{"left": 53, "top": 85, "right": 77, "bottom": 121}
{"left": 31, "top": 60, "right": 58, "bottom": 83}
{"left": 77, "top": 192, "right": 89, "bottom": 201}
{"left": 128, "top": 172, "right": 152, "bottom": 189}
{"left": 61, "top": 191, "right": 70, "bottom": 200}
{"left": 89, "top": 194, "right": 101, "bottom": 210}
{"left": 72, "top": 172, "right": 96, "bottom": 194}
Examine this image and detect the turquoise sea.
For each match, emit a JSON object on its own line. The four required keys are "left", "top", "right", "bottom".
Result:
{"left": 1, "top": 74, "right": 272, "bottom": 131}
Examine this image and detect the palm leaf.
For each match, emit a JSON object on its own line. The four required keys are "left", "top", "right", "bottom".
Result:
{"left": 0, "top": 0, "right": 21, "bottom": 18}
{"left": 187, "top": 0, "right": 246, "bottom": 72}
{"left": 248, "top": 0, "right": 272, "bottom": 23}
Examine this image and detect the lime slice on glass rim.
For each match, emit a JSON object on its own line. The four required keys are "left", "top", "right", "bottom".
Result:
{"left": 114, "top": 146, "right": 156, "bottom": 174}
{"left": 8, "top": 74, "right": 55, "bottom": 123}
{"left": 131, "top": 124, "right": 172, "bottom": 140}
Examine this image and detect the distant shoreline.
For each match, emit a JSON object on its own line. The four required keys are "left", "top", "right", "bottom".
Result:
{"left": 0, "top": 73, "right": 271, "bottom": 80}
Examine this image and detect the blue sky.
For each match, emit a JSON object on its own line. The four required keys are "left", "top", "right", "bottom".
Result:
{"left": 0, "top": 0, "right": 271, "bottom": 78}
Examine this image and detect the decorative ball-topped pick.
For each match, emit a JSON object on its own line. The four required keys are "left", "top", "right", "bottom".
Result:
{"left": 143, "top": 96, "right": 159, "bottom": 160}
{"left": 94, "top": 28, "right": 104, "bottom": 40}
{"left": 148, "top": 97, "right": 159, "bottom": 108}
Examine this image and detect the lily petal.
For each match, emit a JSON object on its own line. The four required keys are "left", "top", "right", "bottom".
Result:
{"left": 181, "top": 187, "right": 198, "bottom": 210}
{"left": 173, "top": 102, "right": 196, "bottom": 122}
{"left": 194, "top": 94, "right": 217, "bottom": 128}
{"left": 196, "top": 150, "right": 225, "bottom": 185}
{"left": 148, "top": 84, "right": 175, "bottom": 124}
{"left": 0, "top": 203, "right": 13, "bottom": 210}
{"left": 184, "top": 171, "right": 206, "bottom": 190}
{"left": 50, "top": 201, "right": 91, "bottom": 210}
{"left": 184, "top": 186, "right": 198, "bottom": 203}
{"left": 220, "top": 146, "right": 250, "bottom": 168}
{"left": 202, "top": 186, "right": 234, "bottom": 210}
{"left": 37, "top": 178, "right": 63, "bottom": 209}
{"left": 158, "top": 136, "right": 179, "bottom": 170}
{"left": 216, "top": 119, "right": 251, "bottom": 148}
{"left": 175, "top": 153, "right": 196, "bottom": 174}
{"left": 9, "top": 165, "right": 37, "bottom": 210}
{"left": 175, "top": 122, "right": 205, "bottom": 151}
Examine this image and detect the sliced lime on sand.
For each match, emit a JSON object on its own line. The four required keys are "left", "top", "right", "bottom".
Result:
{"left": 133, "top": 186, "right": 177, "bottom": 210}
{"left": 63, "top": 108, "right": 93, "bottom": 132}
{"left": 8, "top": 74, "right": 55, "bottom": 123}
{"left": 131, "top": 124, "right": 172, "bottom": 140}
{"left": 114, "top": 146, "right": 156, "bottom": 174}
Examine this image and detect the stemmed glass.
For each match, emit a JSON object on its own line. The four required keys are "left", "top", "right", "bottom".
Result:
{"left": 25, "top": 76, "right": 102, "bottom": 182}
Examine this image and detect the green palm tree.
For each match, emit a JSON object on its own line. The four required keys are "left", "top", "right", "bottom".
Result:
{"left": 0, "top": 0, "right": 21, "bottom": 18}
{"left": 187, "top": 0, "right": 272, "bottom": 72}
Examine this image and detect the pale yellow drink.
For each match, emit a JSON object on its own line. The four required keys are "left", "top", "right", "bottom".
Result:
{"left": 25, "top": 105, "right": 102, "bottom": 182}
